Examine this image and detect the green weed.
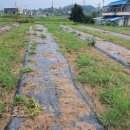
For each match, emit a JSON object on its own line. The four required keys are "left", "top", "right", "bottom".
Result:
{"left": 100, "top": 87, "right": 130, "bottom": 127}
{"left": 13, "top": 95, "right": 43, "bottom": 117}
{"left": 20, "top": 67, "right": 33, "bottom": 74}
{"left": 0, "top": 103, "right": 5, "bottom": 115}
{"left": 41, "top": 34, "right": 46, "bottom": 38}
{"left": 70, "top": 25, "right": 130, "bottom": 50}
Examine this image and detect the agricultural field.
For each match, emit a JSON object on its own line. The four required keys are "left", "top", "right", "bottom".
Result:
{"left": 0, "top": 15, "right": 30, "bottom": 129}
{"left": 0, "top": 16, "right": 130, "bottom": 130}
{"left": 84, "top": 24, "right": 130, "bottom": 36}
{"left": 68, "top": 24, "right": 130, "bottom": 50}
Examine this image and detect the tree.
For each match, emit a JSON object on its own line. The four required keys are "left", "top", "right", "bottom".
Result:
{"left": 69, "top": 4, "right": 86, "bottom": 23}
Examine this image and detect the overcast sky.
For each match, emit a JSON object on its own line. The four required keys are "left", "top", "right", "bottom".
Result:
{"left": 0, "top": 0, "right": 116, "bottom": 9}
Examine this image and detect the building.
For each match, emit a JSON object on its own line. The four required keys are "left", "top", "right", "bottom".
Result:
{"left": 4, "top": 8, "right": 18, "bottom": 14}
{"left": 23, "top": 9, "right": 34, "bottom": 16}
{"left": 18, "top": 7, "right": 23, "bottom": 14}
{"left": 94, "top": 0, "right": 130, "bottom": 26}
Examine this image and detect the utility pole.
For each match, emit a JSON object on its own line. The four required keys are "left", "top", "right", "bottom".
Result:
{"left": 51, "top": 0, "right": 54, "bottom": 15}
{"left": 72, "top": 0, "right": 73, "bottom": 5}
{"left": 103, "top": 0, "right": 105, "bottom": 7}
{"left": 83, "top": 0, "right": 85, "bottom": 12}
{"left": 83, "top": 0, "right": 85, "bottom": 8}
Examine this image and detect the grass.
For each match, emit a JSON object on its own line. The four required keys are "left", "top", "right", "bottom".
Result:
{"left": 0, "top": 24, "right": 29, "bottom": 88}
{"left": 100, "top": 87, "right": 130, "bottom": 127}
{"left": 0, "top": 24, "right": 29, "bottom": 120}
{"left": 0, "top": 102, "right": 5, "bottom": 115}
{"left": 69, "top": 24, "right": 130, "bottom": 50}
{"left": 86, "top": 24, "right": 130, "bottom": 36}
{"left": 43, "top": 23, "right": 87, "bottom": 53}
{"left": 76, "top": 54, "right": 130, "bottom": 87}
{"left": 13, "top": 95, "right": 43, "bottom": 117}
{"left": 40, "top": 18, "right": 130, "bottom": 129}
{"left": 76, "top": 53, "right": 130, "bottom": 128}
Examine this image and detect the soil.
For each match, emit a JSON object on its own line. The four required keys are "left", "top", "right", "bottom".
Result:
{"left": 6, "top": 25, "right": 104, "bottom": 130}
{"left": 61, "top": 25, "right": 130, "bottom": 68}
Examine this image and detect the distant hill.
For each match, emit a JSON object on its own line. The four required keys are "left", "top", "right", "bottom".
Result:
{"left": 63, "top": 5, "right": 98, "bottom": 15}
{"left": 34, "top": 4, "right": 99, "bottom": 16}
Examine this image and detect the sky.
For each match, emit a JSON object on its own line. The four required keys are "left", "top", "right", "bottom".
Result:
{"left": 0, "top": 0, "right": 116, "bottom": 9}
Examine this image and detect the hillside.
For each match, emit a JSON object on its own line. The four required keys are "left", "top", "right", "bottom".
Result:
{"left": 63, "top": 5, "right": 98, "bottom": 14}
{"left": 40, "top": 4, "right": 99, "bottom": 16}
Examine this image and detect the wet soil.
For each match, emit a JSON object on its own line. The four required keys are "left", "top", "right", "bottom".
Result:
{"left": 6, "top": 25, "right": 104, "bottom": 130}
{"left": 60, "top": 25, "right": 130, "bottom": 68}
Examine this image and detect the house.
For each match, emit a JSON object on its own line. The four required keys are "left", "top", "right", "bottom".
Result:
{"left": 4, "top": 8, "right": 18, "bottom": 14}
{"left": 94, "top": 0, "right": 130, "bottom": 26}
{"left": 23, "top": 9, "right": 34, "bottom": 16}
{"left": 18, "top": 7, "right": 23, "bottom": 14}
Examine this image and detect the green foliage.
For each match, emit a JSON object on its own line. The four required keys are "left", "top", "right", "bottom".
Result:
{"left": 0, "top": 14, "right": 34, "bottom": 23}
{"left": 106, "top": 22, "right": 118, "bottom": 27}
{"left": 41, "top": 34, "right": 46, "bottom": 38}
{"left": 0, "top": 25, "right": 29, "bottom": 88}
{"left": 69, "top": 4, "right": 86, "bottom": 23}
{"left": 76, "top": 53, "right": 130, "bottom": 87}
{"left": 13, "top": 95, "right": 43, "bottom": 117}
{"left": 0, "top": 103, "right": 5, "bottom": 115}
{"left": 76, "top": 55, "right": 93, "bottom": 67}
{"left": 100, "top": 88, "right": 130, "bottom": 127}
{"left": 44, "top": 23, "right": 87, "bottom": 53}
{"left": 85, "top": 37, "right": 96, "bottom": 46}
{"left": 71, "top": 25, "right": 130, "bottom": 50}
{"left": 20, "top": 67, "right": 33, "bottom": 74}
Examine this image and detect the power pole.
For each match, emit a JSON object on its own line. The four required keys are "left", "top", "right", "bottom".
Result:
{"left": 51, "top": 0, "right": 54, "bottom": 15}
{"left": 83, "top": 0, "right": 85, "bottom": 12}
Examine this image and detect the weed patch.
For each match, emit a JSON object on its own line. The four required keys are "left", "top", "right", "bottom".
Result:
{"left": 41, "top": 34, "right": 46, "bottom": 38}
{"left": 20, "top": 67, "right": 33, "bottom": 74}
{"left": 70, "top": 25, "right": 130, "bottom": 49}
{"left": 13, "top": 95, "right": 43, "bottom": 117}
{"left": 0, "top": 102, "right": 5, "bottom": 115}
{"left": 100, "top": 87, "right": 130, "bottom": 127}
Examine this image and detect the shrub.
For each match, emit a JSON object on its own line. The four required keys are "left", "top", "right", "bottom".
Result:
{"left": 85, "top": 37, "right": 96, "bottom": 46}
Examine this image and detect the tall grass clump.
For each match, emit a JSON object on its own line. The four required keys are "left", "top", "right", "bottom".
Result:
{"left": 0, "top": 25, "right": 29, "bottom": 88}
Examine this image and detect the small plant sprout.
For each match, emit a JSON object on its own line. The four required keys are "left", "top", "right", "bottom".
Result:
{"left": 13, "top": 95, "right": 43, "bottom": 117}
{"left": 20, "top": 67, "right": 33, "bottom": 74}
{"left": 41, "top": 34, "right": 46, "bottom": 38}
{"left": 85, "top": 37, "right": 96, "bottom": 46}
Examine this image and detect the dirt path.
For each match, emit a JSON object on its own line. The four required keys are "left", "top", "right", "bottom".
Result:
{"left": 5, "top": 25, "right": 104, "bottom": 130}
{"left": 80, "top": 26, "right": 130, "bottom": 40}
{"left": 61, "top": 25, "right": 130, "bottom": 68}
{"left": 0, "top": 24, "right": 19, "bottom": 35}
